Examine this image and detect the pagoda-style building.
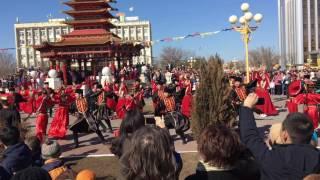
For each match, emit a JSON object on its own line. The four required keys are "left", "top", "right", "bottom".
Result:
{"left": 34, "top": 0, "right": 143, "bottom": 84}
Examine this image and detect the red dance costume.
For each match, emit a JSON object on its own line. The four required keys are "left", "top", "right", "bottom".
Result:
{"left": 48, "top": 93, "right": 72, "bottom": 139}
{"left": 255, "top": 79, "right": 278, "bottom": 116}
{"left": 116, "top": 83, "right": 135, "bottom": 119}
{"left": 19, "top": 89, "right": 36, "bottom": 114}
{"left": 35, "top": 95, "right": 53, "bottom": 142}
{"left": 181, "top": 82, "right": 193, "bottom": 118}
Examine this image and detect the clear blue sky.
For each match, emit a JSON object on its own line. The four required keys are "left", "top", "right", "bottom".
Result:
{"left": 0, "top": 0, "right": 278, "bottom": 61}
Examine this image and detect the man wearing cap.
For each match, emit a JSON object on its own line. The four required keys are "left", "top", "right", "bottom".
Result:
{"left": 89, "top": 84, "right": 113, "bottom": 133}
{"left": 69, "top": 89, "right": 106, "bottom": 148}
{"left": 41, "top": 140, "right": 74, "bottom": 179}
{"left": 230, "top": 77, "right": 247, "bottom": 114}
{"left": 161, "top": 85, "right": 189, "bottom": 144}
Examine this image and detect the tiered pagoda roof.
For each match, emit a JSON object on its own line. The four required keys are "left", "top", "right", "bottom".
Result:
{"left": 34, "top": 0, "right": 143, "bottom": 60}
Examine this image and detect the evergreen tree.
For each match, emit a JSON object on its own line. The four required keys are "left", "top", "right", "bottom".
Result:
{"left": 191, "top": 54, "right": 236, "bottom": 139}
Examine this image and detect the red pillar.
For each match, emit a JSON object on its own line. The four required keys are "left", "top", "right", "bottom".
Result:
{"left": 62, "top": 62, "right": 68, "bottom": 85}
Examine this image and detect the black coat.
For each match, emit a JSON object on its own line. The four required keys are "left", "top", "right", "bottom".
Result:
{"left": 239, "top": 106, "right": 320, "bottom": 180}
{"left": 1, "top": 143, "right": 32, "bottom": 176}
{"left": 0, "top": 108, "right": 20, "bottom": 128}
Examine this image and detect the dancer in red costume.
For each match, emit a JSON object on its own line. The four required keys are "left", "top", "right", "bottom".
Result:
{"left": 181, "top": 78, "right": 193, "bottom": 118}
{"left": 48, "top": 88, "right": 72, "bottom": 139}
{"left": 255, "top": 75, "right": 278, "bottom": 117}
{"left": 287, "top": 78, "right": 302, "bottom": 113}
{"left": 19, "top": 86, "right": 35, "bottom": 114}
{"left": 133, "top": 79, "right": 145, "bottom": 111}
{"left": 116, "top": 81, "right": 136, "bottom": 119}
{"left": 35, "top": 90, "right": 54, "bottom": 142}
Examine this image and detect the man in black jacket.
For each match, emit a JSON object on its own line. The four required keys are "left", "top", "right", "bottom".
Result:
{"left": 240, "top": 93, "right": 320, "bottom": 180}
{"left": 0, "top": 126, "right": 32, "bottom": 177}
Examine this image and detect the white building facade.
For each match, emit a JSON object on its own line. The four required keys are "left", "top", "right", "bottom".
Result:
{"left": 111, "top": 16, "right": 153, "bottom": 65}
{"left": 278, "top": 0, "right": 320, "bottom": 67}
{"left": 14, "top": 19, "right": 73, "bottom": 68}
{"left": 14, "top": 16, "right": 153, "bottom": 68}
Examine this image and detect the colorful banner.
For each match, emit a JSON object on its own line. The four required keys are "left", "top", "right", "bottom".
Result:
{"left": 0, "top": 28, "right": 234, "bottom": 50}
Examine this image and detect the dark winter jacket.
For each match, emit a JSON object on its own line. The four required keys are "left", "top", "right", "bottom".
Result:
{"left": 1, "top": 142, "right": 32, "bottom": 175}
{"left": 239, "top": 106, "right": 320, "bottom": 180}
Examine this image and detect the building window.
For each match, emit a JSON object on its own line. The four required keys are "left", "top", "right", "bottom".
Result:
{"left": 34, "top": 31, "right": 39, "bottom": 37}
{"left": 56, "top": 29, "right": 61, "bottom": 36}
{"left": 130, "top": 28, "right": 135, "bottom": 34}
{"left": 19, "top": 40, "right": 25, "bottom": 45}
{"left": 19, "top": 31, "right": 25, "bottom": 37}
{"left": 137, "top": 28, "right": 142, "bottom": 34}
{"left": 117, "top": 29, "right": 121, "bottom": 34}
{"left": 144, "top": 36, "right": 149, "bottom": 41}
{"left": 27, "top": 39, "right": 32, "bottom": 45}
{"left": 124, "top": 28, "right": 129, "bottom": 35}
{"left": 27, "top": 30, "right": 32, "bottom": 37}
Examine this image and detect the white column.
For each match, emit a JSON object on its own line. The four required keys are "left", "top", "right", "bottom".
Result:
{"left": 296, "top": 0, "right": 305, "bottom": 64}
{"left": 308, "top": 0, "right": 312, "bottom": 52}
{"left": 315, "top": 0, "right": 319, "bottom": 51}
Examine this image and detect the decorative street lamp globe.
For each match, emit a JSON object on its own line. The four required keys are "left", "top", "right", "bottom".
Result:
{"left": 244, "top": 12, "right": 253, "bottom": 21}
{"left": 254, "top": 13, "right": 263, "bottom": 23}
{"left": 229, "top": 15, "right": 238, "bottom": 24}
{"left": 241, "top": 3, "right": 250, "bottom": 12}
{"left": 239, "top": 16, "right": 246, "bottom": 24}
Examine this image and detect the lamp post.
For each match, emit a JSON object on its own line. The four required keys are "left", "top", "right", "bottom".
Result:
{"left": 229, "top": 3, "right": 263, "bottom": 83}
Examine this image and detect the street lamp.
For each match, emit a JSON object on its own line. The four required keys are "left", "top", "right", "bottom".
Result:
{"left": 229, "top": 3, "right": 263, "bottom": 83}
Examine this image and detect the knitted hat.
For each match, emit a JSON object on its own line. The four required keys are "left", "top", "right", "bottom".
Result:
{"left": 41, "top": 140, "right": 61, "bottom": 159}
{"left": 76, "top": 169, "right": 96, "bottom": 180}
{"left": 11, "top": 167, "right": 51, "bottom": 180}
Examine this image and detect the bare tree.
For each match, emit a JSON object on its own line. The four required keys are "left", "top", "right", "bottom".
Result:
{"left": 0, "top": 51, "right": 16, "bottom": 78}
{"left": 159, "top": 47, "right": 194, "bottom": 67}
{"left": 249, "top": 47, "right": 279, "bottom": 71}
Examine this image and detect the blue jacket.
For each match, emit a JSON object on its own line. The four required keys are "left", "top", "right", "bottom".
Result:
{"left": 1, "top": 142, "right": 32, "bottom": 175}
{"left": 239, "top": 106, "right": 320, "bottom": 180}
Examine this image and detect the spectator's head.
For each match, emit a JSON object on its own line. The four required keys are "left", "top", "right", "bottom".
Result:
{"left": 198, "top": 125, "right": 242, "bottom": 168}
{"left": 281, "top": 113, "right": 314, "bottom": 144}
{"left": 110, "top": 109, "right": 145, "bottom": 157}
{"left": 120, "top": 109, "right": 145, "bottom": 136}
{"left": 41, "top": 140, "right": 61, "bottom": 160}
{"left": 11, "top": 167, "right": 51, "bottom": 180}
{"left": 120, "top": 126, "right": 177, "bottom": 180}
{"left": 76, "top": 169, "right": 96, "bottom": 180}
{"left": 0, "top": 126, "right": 20, "bottom": 147}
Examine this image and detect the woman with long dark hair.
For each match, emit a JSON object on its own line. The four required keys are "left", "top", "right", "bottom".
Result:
{"left": 110, "top": 109, "right": 145, "bottom": 157}
{"left": 119, "top": 126, "right": 182, "bottom": 180}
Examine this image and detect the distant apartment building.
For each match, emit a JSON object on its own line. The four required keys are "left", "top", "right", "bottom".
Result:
{"left": 111, "top": 15, "right": 153, "bottom": 65}
{"left": 278, "top": 0, "right": 320, "bottom": 67}
{"left": 14, "top": 16, "right": 153, "bottom": 68}
{"left": 14, "top": 19, "right": 73, "bottom": 68}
